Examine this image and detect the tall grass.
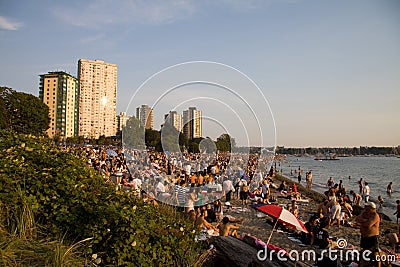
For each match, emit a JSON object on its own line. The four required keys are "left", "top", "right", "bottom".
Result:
{"left": 5, "top": 187, "right": 36, "bottom": 239}
{"left": 0, "top": 226, "right": 93, "bottom": 267}
{"left": 0, "top": 188, "right": 93, "bottom": 266}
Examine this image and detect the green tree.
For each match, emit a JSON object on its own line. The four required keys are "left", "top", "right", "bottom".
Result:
{"left": 122, "top": 116, "right": 145, "bottom": 149}
{"left": 0, "top": 95, "right": 8, "bottom": 129}
{"left": 199, "top": 137, "right": 217, "bottom": 154}
{"left": 160, "top": 124, "right": 182, "bottom": 152}
{"left": 216, "top": 133, "right": 236, "bottom": 152}
{"left": 179, "top": 131, "right": 189, "bottom": 148}
{"left": 145, "top": 128, "right": 161, "bottom": 149}
{"left": 188, "top": 141, "right": 200, "bottom": 153}
{"left": 0, "top": 86, "right": 50, "bottom": 135}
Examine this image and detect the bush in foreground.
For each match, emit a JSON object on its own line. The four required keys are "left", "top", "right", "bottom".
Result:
{"left": 0, "top": 130, "right": 201, "bottom": 266}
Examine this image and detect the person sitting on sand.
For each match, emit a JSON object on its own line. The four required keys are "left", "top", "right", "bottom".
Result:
{"left": 302, "top": 216, "right": 318, "bottom": 245}
{"left": 290, "top": 183, "right": 297, "bottom": 193}
{"left": 288, "top": 200, "right": 299, "bottom": 218}
{"left": 350, "top": 190, "right": 362, "bottom": 206}
{"left": 205, "top": 204, "right": 217, "bottom": 223}
{"left": 218, "top": 216, "right": 239, "bottom": 237}
{"left": 278, "top": 181, "right": 287, "bottom": 192}
{"left": 261, "top": 180, "right": 270, "bottom": 203}
{"left": 195, "top": 210, "right": 219, "bottom": 233}
{"left": 384, "top": 229, "right": 399, "bottom": 251}
{"left": 214, "top": 200, "right": 223, "bottom": 222}
{"left": 314, "top": 220, "right": 334, "bottom": 249}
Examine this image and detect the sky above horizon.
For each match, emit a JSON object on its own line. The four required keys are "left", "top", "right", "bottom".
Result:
{"left": 0, "top": 0, "right": 399, "bottom": 147}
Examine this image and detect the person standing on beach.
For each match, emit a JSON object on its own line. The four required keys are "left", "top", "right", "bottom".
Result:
{"left": 175, "top": 180, "right": 187, "bottom": 208}
{"left": 394, "top": 200, "right": 400, "bottom": 224}
{"left": 297, "top": 172, "right": 302, "bottom": 184}
{"left": 239, "top": 179, "right": 249, "bottom": 206}
{"left": 363, "top": 182, "right": 371, "bottom": 203}
{"left": 306, "top": 171, "right": 313, "bottom": 189}
{"left": 387, "top": 182, "right": 393, "bottom": 196}
{"left": 326, "top": 177, "right": 335, "bottom": 188}
{"left": 328, "top": 199, "right": 341, "bottom": 228}
{"left": 358, "top": 178, "right": 364, "bottom": 194}
{"left": 355, "top": 202, "right": 380, "bottom": 252}
{"left": 377, "top": 196, "right": 384, "bottom": 212}
{"left": 350, "top": 190, "right": 362, "bottom": 206}
{"left": 222, "top": 177, "right": 234, "bottom": 202}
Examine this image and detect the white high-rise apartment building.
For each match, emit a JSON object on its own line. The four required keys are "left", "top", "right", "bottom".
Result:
{"left": 183, "top": 107, "right": 202, "bottom": 140}
{"left": 78, "top": 59, "right": 117, "bottom": 138}
{"left": 116, "top": 112, "right": 130, "bottom": 132}
{"left": 164, "top": 111, "right": 183, "bottom": 132}
{"left": 136, "top": 104, "right": 154, "bottom": 129}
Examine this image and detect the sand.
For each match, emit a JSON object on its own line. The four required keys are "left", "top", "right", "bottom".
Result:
{"left": 217, "top": 175, "right": 400, "bottom": 265}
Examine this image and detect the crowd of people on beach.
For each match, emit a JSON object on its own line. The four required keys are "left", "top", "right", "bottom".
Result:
{"left": 61, "top": 144, "right": 400, "bottom": 265}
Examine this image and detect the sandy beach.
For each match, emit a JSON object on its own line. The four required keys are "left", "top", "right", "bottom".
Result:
{"left": 214, "top": 174, "right": 400, "bottom": 266}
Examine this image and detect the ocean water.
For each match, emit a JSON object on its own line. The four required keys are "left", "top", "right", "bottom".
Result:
{"left": 279, "top": 156, "right": 400, "bottom": 221}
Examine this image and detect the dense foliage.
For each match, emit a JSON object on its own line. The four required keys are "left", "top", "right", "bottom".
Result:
{"left": 122, "top": 116, "right": 146, "bottom": 149}
{"left": 0, "top": 130, "right": 200, "bottom": 266}
{"left": 215, "top": 133, "right": 236, "bottom": 152}
{"left": 0, "top": 87, "right": 50, "bottom": 135}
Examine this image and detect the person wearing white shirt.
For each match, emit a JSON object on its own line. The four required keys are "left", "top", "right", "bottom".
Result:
{"left": 363, "top": 182, "right": 371, "bottom": 203}
{"left": 156, "top": 179, "right": 165, "bottom": 196}
{"left": 223, "top": 178, "right": 234, "bottom": 202}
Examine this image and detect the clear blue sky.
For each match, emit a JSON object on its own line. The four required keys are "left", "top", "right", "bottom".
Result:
{"left": 1, "top": 0, "right": 399, "bottom": 147}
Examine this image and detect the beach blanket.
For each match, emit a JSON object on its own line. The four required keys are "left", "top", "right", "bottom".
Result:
{"left": 287, "top": 236, "right": 308, "bottom": 247}
{"left": 240, "top": 234, "right": 288, "bottom": 255}
{"left": 195, "top": 229, "right": 219, "bottom": 241}
{"left": 230, "top": 206, "right": 250, "bottom": 213}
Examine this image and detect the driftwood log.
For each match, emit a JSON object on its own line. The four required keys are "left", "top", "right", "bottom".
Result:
{"left": 204, "top": 236, "right": 312, "bottom": 267}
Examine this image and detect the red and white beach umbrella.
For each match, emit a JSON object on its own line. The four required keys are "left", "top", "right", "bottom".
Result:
{"left": 255, "top": 204, "right": 308, "bottom": 244}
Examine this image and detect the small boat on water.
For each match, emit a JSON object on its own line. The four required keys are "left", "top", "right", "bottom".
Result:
{"left": 314, "top": 153, "right": 340, "bottom": 161}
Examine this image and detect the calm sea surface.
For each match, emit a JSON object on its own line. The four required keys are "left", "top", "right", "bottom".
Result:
{"left": 279, "top": 156, "right": 400, "bottom": 220}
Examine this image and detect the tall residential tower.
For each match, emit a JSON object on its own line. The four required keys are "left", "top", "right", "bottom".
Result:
{"left": 183, "top": 107, "right": 202, "bottom": 140}
{"left": 39, "top": 71, "right": 78, "bottom": 138}
{"left": 78, "top": 59, "right": 117, "bottom": 138}
{"left": 136, "top": 104, "right": 154, "bottom": 129}
{"left": 116, "top": 111, "right": 130, "bottom": 132}
{"left": 164, "top": 111, "right": 183, "bottom": 132}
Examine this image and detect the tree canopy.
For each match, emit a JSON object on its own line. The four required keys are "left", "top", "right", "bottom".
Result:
{"left": 216, "top": 133, "right": 236, "bottom": 152}
{"left": 0, "top": 86, "right": 50, "bottom": 135}
{"left": 122, "top": 116, "right": 145, "bottom": 149}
